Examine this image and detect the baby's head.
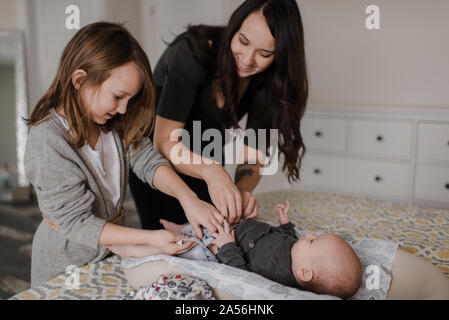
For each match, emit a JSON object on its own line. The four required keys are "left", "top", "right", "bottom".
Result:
{"left": 291, "top": 233, "right": 362, "bottom": 299}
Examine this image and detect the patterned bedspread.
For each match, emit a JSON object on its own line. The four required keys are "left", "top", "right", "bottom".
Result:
{"left": 10, "top": 190, "right": 449, "bottom": 300}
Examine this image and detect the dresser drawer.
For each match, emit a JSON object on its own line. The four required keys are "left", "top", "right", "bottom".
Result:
{"left": 302, "top": 116, "right": 346, "bottom": 152}
{"left": 299, "top": 154, "right": 410, "bottom": 198}
{"left": 416, "top": 123, "right": 449, "bottom": 162}
{"left": 348, "top": 159, "right": 410, "bottom": 198}
{"left": 299, "top": 154, "right": 351, "bottom": 189}
{"left": 414, "top": 165, "right": 449, "bottom": 203}
{"left": 350, "top": 119, "right": 413, "bottom": 158}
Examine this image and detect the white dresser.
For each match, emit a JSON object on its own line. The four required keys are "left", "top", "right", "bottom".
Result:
{"left": 289, "top": 105, "right": 449, "bottom": 208}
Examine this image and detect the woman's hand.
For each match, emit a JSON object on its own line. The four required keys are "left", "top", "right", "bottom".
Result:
{"left": 211, "top": 220, "right": 236, "bottom": 249}
{"left": 202, "top": 164, "right": 243, "bottom": 224}
{"left": 150, "top": 164, "right": 223, "bottom": 240}
{"left": 180, "top": 196, "right": 224, "bottom": 240}
{"left": 241, "top": 191, "right": 258, "bottom": 219}
{"left": 273, "top": 200, "right": 290, "bottom": 225}
{"left": 149, "top": 229, "right": 197, "bottom": 255}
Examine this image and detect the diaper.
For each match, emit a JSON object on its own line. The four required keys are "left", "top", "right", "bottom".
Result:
{"left": 124, "top": 274, "right": 215, "bottom": 300}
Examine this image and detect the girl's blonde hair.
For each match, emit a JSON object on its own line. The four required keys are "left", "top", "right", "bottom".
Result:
{"left": 26, "top": 21, "right": 155, "bottom": 154}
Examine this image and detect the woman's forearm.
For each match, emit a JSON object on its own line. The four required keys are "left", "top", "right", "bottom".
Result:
{"left": 234, "top": 163, "right": 262, "bottom": 193}
{"left": 153, "top": 115, "right": 225, "bottom": 182}
{"left": 157, "top": 139, "right": 224, "bottom": 182}
{"left": 234, "top": 145, "right": 265, "bottom": 193}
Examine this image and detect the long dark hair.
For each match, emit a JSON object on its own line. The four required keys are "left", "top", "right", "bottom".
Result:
{"left": 171, "top": 0, "right": 308, "bottom": 182}
{"left": 26, "top": 22, "right": 156, "bottom": 155}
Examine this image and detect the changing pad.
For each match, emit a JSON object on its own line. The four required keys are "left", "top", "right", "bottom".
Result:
{"left": 122, "top": 222, "right": 398, "bottom": 300}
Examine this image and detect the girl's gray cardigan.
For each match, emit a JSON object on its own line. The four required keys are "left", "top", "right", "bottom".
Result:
{"left": 25, "top": 111, "right": 170, "bottom": 287}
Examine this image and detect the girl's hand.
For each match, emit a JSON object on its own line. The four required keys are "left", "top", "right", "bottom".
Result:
{"left": 203, "top": 164, "right": 243, "bottom": 224}
{"left": 273, "top": 200, "right": 290, "bottom": 225}
{"left": 242, "top": 191, "right": 258, "bottom": 219}
{"left": 150, "top": 229, "right": 197, "bottom": 255}
{"left": 180, "top": 196, "right": 224, "bottom": 240}
{"left": 211, "top": 220, "right": 236, "bottom": 249}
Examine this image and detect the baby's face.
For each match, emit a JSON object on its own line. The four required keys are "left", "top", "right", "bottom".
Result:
{"left": 291, "top": 233, "right": 350, "bottom": 267}
{"left": 79, "top": 61, "right": 142, "bottom": 125}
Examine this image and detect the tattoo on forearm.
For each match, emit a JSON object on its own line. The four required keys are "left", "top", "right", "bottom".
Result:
{"left": 235, "top": 165, "right": 255, "bottom": 184}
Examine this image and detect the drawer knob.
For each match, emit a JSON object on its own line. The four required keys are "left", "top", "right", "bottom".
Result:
{"left": 313, "top": 168, "right": 321, "bottom": 175}
{"left": 315, "top": 130, "right": 323, "bottom": 137}
{"left": 445, "top": 183, "right": 449, "bottom": 190}
{"left": 374, "top": 175, "right": 382, "bottom": 182}
{"left": 376, "top": 135, "right": 383, "bottom": 142}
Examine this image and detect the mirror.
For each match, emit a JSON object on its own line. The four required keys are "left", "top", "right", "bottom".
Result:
{"left": 0, "top": 30, "right": 29, "bottom": 202}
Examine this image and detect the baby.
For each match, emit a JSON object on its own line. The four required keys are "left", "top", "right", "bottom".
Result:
{"left": 160, "top": 200, "right": 362, "bottom": 299}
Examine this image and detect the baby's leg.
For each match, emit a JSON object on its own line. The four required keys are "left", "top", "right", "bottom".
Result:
{"left": 160, "top": 219, "right": 185, "bottom": 233}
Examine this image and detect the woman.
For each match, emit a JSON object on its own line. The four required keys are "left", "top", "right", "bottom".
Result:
{"left": 129, "top": 0, "right": 308, "bottom": 233}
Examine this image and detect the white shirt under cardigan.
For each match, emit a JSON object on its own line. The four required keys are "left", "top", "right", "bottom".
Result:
{"left": 56, "top": 113, "right": 120, "bottom": 207}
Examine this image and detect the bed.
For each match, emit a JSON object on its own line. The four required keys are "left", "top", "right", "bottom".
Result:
{"left": 9, "top": 190, "right": 449, "bottom": 300}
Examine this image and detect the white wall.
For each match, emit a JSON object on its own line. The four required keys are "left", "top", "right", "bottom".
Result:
{"left": 17, "top": 0, "right": 113, "bottom": 110}
{"left": 139, "top": 0, "right": 230, "bottom": 68}
{"left": 301, "top": 0, "right": 449, "bottom": 108}
{"left": 0, "top": 0, "right": 17, "bottom": 29}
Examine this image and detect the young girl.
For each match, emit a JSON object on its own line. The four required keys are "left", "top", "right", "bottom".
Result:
{"left": 24, "top": 22, "right": 223, "bottom": 287}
